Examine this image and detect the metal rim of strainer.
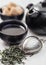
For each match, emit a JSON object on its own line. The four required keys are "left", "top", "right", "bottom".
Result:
{"left": 22, "top": 36, "right": 43, "bottom": 54}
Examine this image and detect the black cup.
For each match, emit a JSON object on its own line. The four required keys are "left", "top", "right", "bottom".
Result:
{"left": 0, "top": 19, "right": 28, "bottom": 45}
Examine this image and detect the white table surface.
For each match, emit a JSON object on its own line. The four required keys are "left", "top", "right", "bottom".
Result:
{"left": 0, "top": 0, "right": 46, "bottom": 65}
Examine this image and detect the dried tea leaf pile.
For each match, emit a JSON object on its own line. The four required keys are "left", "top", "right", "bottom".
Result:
{"left": 0, "top": 46, "right": 26, "bottom": 65}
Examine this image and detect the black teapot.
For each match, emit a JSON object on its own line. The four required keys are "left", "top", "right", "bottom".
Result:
{"left": 26, "top": 2, "right": 46, "bottom": 35}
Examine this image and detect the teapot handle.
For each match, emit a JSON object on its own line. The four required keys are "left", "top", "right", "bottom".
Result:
{"left": 40, "top": 2, "right": 46, "bottom": 7}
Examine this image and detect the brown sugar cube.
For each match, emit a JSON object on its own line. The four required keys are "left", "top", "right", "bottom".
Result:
{"left": 7, "top": 2, "right": 17, "bottom": 9}
{"left": 2, "top": 7, "right": 12, "bottom": 16}
{"left": 15, "top": 6, "right": 23, "bottom": 15}
{"left": 10, "top": 7, "right": 18, "bottom": 16}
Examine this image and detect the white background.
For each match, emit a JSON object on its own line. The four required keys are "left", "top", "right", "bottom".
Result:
{"left": 0, "top": 0, "right": 46, "bottom": 65}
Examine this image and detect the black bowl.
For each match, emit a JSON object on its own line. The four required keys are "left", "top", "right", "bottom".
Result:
{"left": 0, "top": 19, "right": 27, "bottom": 45}
{"left": 0, "top": 7, "right": 24, "bottom": 20}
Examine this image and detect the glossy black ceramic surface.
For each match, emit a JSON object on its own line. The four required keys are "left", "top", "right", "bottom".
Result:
{"left": 0, "top": 19, "right": 27, "bottom": 45}
{"left": 0, "top": 8, "right": 24, "bottom": 20}
{"left": 26, "top": 3, "right": 46, "bottom": 35}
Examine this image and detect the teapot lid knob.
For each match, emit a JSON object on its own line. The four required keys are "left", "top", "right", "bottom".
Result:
{"left": 26, "top": 3, "right": 33, "bottom": 10}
